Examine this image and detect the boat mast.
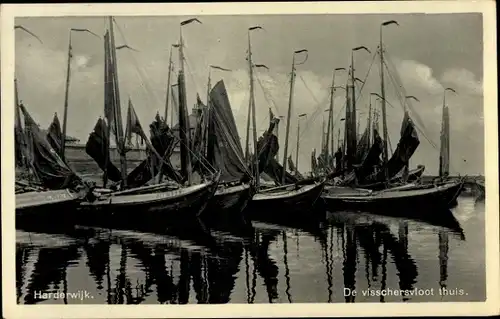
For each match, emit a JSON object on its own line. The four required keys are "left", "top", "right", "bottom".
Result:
{"left": 103, "top": 31, "right": 111, "bottom": 187}
{"left": 248, "top": 32, "right": 259, "bottom": 189}
{"left": 337, "top": 126, "right": 341, "bottom": 154}
{"left": 325, "top": 73, "right": 334, "bottom": 158}
{"left": 109, "top": 16, "right": 128, "bottom": 187}
{"left": 61, "top": 28, "right": 99, "bottom": 162}
{"left": 244, "top": 87, "right": 252, "bottom": 163}
{"left": 343, "top": 74, "right": 352, "bottom": 170}
{"left": 350, "top": 46, "right": 371, "bottom": 167}
{"left": 205, "top": 67, "right": 212, "bottom": 160}
{"left": 247, "top": 26, "right": 263, "bottom": 188}
{"left": 282, "top": 49, "right": 308, "bottom": 184}
{"left": 368, "top": 93, "right": 377, "bottom": 145}
{"left": 170, "top": 83, "right": 178, "bottom": 128}
{"left": 178, "top": 18, "right": 201, "bottom": 185}
{"left": 60, "top": 31, "right": 72, "bottom": 161}
{"left": 326, "top": 68, "right": 346, "bottom": 166}
{"left": 379, "top": 20, "right": 399, "bottom": 182}
{"left": 164, "top": 44, "right": 177, "bottom": 124}
{"left": 350, "top": 52, "right": 357, "bottom": 152}
{"left": 295, "top": 113, "right": 307, "bottom": 175}
{"left": 321, "top": 118, "right": 326, "bottom": 151}
{"left": 440, "top": 88, "right": 456, "bottom": 177}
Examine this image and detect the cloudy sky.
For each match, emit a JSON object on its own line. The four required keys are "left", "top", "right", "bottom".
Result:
{"left": 15, "top": 13, "right": 484, "bottom": 175}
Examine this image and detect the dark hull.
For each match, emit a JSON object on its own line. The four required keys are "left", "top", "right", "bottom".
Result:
{"left": 16, "top": 199, "right": 81, "bottom": 228}
{"left": 79, "top": 178, "right": 220, "bottom": 227}
{"left": 203, "top": 183, "right": 254, "bottom": 218}
{"left": 247, "top": 181, "right": 325, "bottom": 217}
{"left": 323, "top": 181, "right": 464, "bottom": 216}
{"left": 15, "top": 189, "right": 81, "bottom": 227}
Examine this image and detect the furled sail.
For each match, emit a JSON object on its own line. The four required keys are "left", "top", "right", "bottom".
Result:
{"left": 252, "top": 116, "right": 298, "bottom": 185}
{"left": 124, "top": 101, "right": 181, "bottom": 188}
{"left": 85, "top": 118, "right": 122, "bottom": 183}
{"left": 362, "top": 112, "right": 420, "bottom": 183}
{"left": 19, "top": 104, "right": 81, "bottom": 190}
{"left": 46, "top": 112, "right": 64, "bottom": 158}
{"left": 354, "top": 125, "right": 371, "bottom": 164}
{"left": 354, "top": 128, "right": 384, "bottom": 182}
{"left": 191, "top": 94, "right": 211, "bottom": 177}
{"left": 103, "top": 30, "right": 116, "bottom": 137}
{"left": 311, "top": 149, "right": 318, "bottom": 175}
{"left": 439, "top": 106, "right": 450, "bottom": 176}
{"left": 206, "top": 80, "right": 249, "bottom": 183}
{"left": 287, "top": 155, "right": 296, "bottom": 173}
{"left": 15, "top": 105, "right": 26, "bottom": 168}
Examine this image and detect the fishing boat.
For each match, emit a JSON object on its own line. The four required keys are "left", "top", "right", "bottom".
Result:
{"left": 308, "top": 28, "right": 426, "bottom": 191}
{"left": 77, "top": 17, "right": 222, "bottom": 222}
{"left": 14, "top": 103, "right": 89, "bottom": 221}
{"left": 14, "top": 45, "right": 89, "bottom": 217}
{"left": 240, "top": 36, "right": 326, "bottom": 214}
{"left": 198, "top": 78, "right": 256, "bottom": 215}
{"left": 79, "top": 172, "right": 220, "bottom": 216}
{"left": 322, "top": 19, "right": 464, "bottom": 212}
{"left": 250, "top": 178, "right": 325, "bottom": 213}
{"left": 323, "top": 177, "right": 464, "bottom": 214}
{"left": 16, "top": 189, "right": 81, "bottom": 217}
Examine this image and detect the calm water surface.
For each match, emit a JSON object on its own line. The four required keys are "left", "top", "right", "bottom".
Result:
{"left": 15, "top": 195, "right": 486, "bottom": 304}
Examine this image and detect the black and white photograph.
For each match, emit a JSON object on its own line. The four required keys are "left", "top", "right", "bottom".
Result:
{"left": 2, "top": 1, "right": 498, "bottom": 318}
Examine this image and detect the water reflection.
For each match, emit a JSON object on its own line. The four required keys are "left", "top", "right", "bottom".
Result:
{"left": 15, "top": 197, "right": 485, "bottom": 304}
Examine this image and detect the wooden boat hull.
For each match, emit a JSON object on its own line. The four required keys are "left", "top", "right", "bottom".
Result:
{"left": 16, "top": 189, "right": 81, "bottom": 226}
{"left": 322, "top": 180, "right": 464, "bottom": 215}
{"left": 203, "top": 183, "right": 254, "bottom": 217}
{"left": 247, "top": 180, "right": 325, "bottom": 217}
{"left": 79, "top": 178, "right": 220, "bottom": 225}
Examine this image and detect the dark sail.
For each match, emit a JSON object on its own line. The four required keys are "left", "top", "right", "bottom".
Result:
{"left": 386, "top": 112, "right": 420, "bottom": 175}
{"left": 19, "top": 104, "right": 81, "bottom": 190}
{"left": 46, "top": 113, "right": 64, "bottom": 158}
{"left": 256, "top": 117, "right": 298, "bottom": 185}
{"left": 85, "top": 118, "right": 122, "bottom": 183}
{"left": 177, "top": 72, "right": 192, "bottom": 183}
{"left": 311, "top": 149, "right": 318, "bottom": 175}
{"left": 191, "top": 95, "right": 210, "bottom": 177}
{"left": 354, "top": 126, "right": 371, "bottom": 164}
{"left": 206, "top": 80, "right": 248, "bottom": 182}
{"left": 362, "top": 112, "right": 420, "bottom": 183}
{"left": 103, "top": 31, "right": 116, "bottom": 137}
{"left": 355, "top": 129, "right": 384, "bottom": 182}
{"left": 125, "top": 114, "right": 181, "bottom": 188}
{"left": 287, "top": 155, "right": 296, "bottom": 172}
{"left": 265, "top": 158, "right": 298, "bottom": 185}
{"left": 15, "top": 105, "right": 25, "bottom": 168}
{"left": 317, "top": 152, "right": 332, "bottom": 173}
{"left": 344, "top": 85, "right": 356, "bottom": 169}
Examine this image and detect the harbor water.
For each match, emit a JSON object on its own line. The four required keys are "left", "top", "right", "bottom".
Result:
{"left": 15, "top": 194, "right": 486, "bottom": 304}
